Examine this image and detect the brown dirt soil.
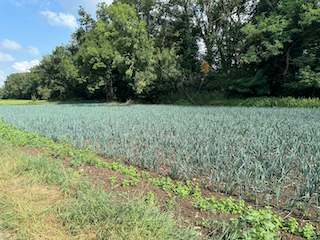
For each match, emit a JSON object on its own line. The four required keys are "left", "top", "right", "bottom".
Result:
{"left": 18, "top": 146, "right": 319, "bottom": 240}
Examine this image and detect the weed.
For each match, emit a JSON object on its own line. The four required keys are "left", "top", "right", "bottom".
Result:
{"left": 146, "top": 191, "right": 155, "bottom": 204}
{"left": 122, "top": 179, "right": 130, "bottom": 187}
{"left": 164, "top": 193, "right": 177, "bottom": 211}
{"left": 109, "top": 176, "right": 117, "bottom": 186}
{"left": 129, "top": 178, "right": 139, "bottom": 187}
{"left": 196, "top": 218, "right": 210, "bottom": 228}
{"left": 141, "top": 171, "right": 150, "bottom": 178}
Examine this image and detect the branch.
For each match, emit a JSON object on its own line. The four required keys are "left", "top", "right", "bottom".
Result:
{"left": 283, "top": 40, "right": 299, "bottom": 76}
{"left": 185, "top": 91, "right": 196, "bottom": 105}
{"left": 265, "top": 0, "right": 277, "bottom": 13}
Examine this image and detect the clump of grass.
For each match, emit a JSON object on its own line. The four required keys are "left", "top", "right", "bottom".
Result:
{"left": 59, "top": 188, "right": 199, "bottom": 239}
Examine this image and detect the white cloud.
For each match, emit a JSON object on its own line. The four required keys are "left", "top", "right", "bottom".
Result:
{"left": 11, "top": 0, "right": 41, "bottom": 7}
{"left": 11, "top": 0, "right": 23, "bottom": 7}
{"left": 1, "top": 40, "right": 39, "bottom": 55}
{"left": 12, "top": 60, "right": 40, "bottom": 73}
{"left": 0, "top": 70, "right": 6, "bottom": 87}
{"left": 40, "top": 10, "right": 78, "bottom": 30}
{"left": 1, "top": 39, "right": 21, "bottom": 51}
{"left": 27, "top": 46, "right": 39, "bottom": 55}
{"left": 56, "top": 0, "right": 113, "bottom": 17}
{"left": 0, "top": 52, "right": 14, "bottom": 62}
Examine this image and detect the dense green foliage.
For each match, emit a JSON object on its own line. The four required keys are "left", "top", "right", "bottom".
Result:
{"left": 237, "top": 0, "right": 320, "bottom": 98}
{"left": 1, "top": 104, "right": 320, "bottom": 218}
{"left": 1, "top": 0, "right": 320, "bottom": 102}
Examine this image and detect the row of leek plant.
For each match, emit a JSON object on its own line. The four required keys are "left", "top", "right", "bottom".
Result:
{"left": 0, "top": 104, "right": 319, "bottom": 216}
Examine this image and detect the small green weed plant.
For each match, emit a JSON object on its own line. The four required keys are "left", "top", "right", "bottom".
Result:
{"left": 146, "top": 191, "right": 155, "bottom": 204}
{"left": 109, "top": 176, "right": 117, "bottom": 186}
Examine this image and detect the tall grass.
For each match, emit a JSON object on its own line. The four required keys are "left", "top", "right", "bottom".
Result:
{"left": 0, "top": 140, "right": 79, "bottom": 239}
{"left": 0, "top": 139, "right": 199, "bottom": 239}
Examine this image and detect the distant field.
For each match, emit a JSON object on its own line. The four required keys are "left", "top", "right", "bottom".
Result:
{"left": 0, "top": 99, "right": 49, "bottom": 105}
{"left": 0, "top": 99, "right": 127, "bottom": 106}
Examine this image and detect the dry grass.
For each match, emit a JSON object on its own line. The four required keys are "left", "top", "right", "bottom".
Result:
{"left": 0, "top": 142, "right": 92, "bottom": 239}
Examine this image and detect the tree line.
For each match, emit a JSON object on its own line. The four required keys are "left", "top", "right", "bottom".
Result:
{"left": 1, "top": 0, "right": 320, "bottom": 102}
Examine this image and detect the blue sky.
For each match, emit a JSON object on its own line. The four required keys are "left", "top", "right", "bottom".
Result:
{"left": 0, "top": 0, "right": 113, "bottom": 87}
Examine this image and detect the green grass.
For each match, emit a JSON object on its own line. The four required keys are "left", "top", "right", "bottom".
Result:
{"left": 0, "top": 99, "right": 49, "bottom": 105}
{"left": 0, "top": 98, "right": 130, "bottom": 106}
{"left": 0, "top": 140, "right": 81, "bottom": 239}
{"left": 157, "top": 92, "right": 320, "bottom": 108}
{"left": 0, "top": 138, "right": 200, "bottom": 240}
{"left": 3, "top": 94, "right": 320, "bottom": 108}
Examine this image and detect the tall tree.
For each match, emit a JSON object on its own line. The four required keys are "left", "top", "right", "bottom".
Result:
{"left": 70, "top": 6, "right": 97, "bottom": 56}
{"left": 111, "top": 0, "right": 160, "bottom": 38}
{"left": 239, "top": 0, "right": 320, "bottom": 97}
{"left": 2, "top": 73, "right": 38, "bottom": 99}
{"left": 76, "top": 2, "right": 156, "bottom": 100}
{"left": 33, "top": 45, "right": 78, "bottom": 100}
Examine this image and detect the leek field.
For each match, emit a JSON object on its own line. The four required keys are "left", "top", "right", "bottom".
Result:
{"left": 1, "top": 104, "right": 319, "bottom": 216}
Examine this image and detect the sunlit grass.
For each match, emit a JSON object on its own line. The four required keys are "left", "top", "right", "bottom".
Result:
{"left": 0, "top": 98, "right": 132, "bottom": 106}
{"left": 0, "top": 139, "right": 199, "bottom": 239}
{"left": 0, "top": 141, "right": 86, "bottom": 239}
{"left": 0, "top": 99, "right": 49, "bottom": 105}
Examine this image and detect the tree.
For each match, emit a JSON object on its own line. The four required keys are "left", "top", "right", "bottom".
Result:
{"left": 112, "top": 0, "right": 201, "bottom": 98}
{"left": 229, "top": 68, "right": 271, "bottom": 97}
{"left": 69, "top": 6, "right": 97, "bottom": 56}
{"left": 33, "top": 45, "right": 78, "bottom": 100}
{"left": 239, "top": 0, "right": 320, "bottom": 97}
{"left": 111, "top": 0, "right": 160, "bottom": 38}
{"left": 145, "top": 47, "right": 183, "bottom": 101}
{"left": 76, "top": 2, "right": 156, "bottom": 100}
{"left": 2, "top": 73, "right": 37, "bottom": 99}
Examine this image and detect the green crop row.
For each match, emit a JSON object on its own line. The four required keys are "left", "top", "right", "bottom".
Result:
{"left": 0, "top": 117, "right": 319, "bottom": 239}
{"left": 1, "top": 103, "right": 319, "bottom": 217}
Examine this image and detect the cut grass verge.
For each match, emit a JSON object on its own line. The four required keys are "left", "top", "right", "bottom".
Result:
{"left": 0, "top": 141, "right": 81, "bottom": 239}
{"left": 0, "top": 140, "right": 200, "bottom": 239}
{"left": 0, "top": 99, "right": 49, "bottom": 105}
{"left": 0, "top": 99, "right": 126, "bottom": 106}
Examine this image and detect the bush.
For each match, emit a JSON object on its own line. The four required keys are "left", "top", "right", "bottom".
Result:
{"left": 157, "top": 93, "right": 320, "bottom": 108}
